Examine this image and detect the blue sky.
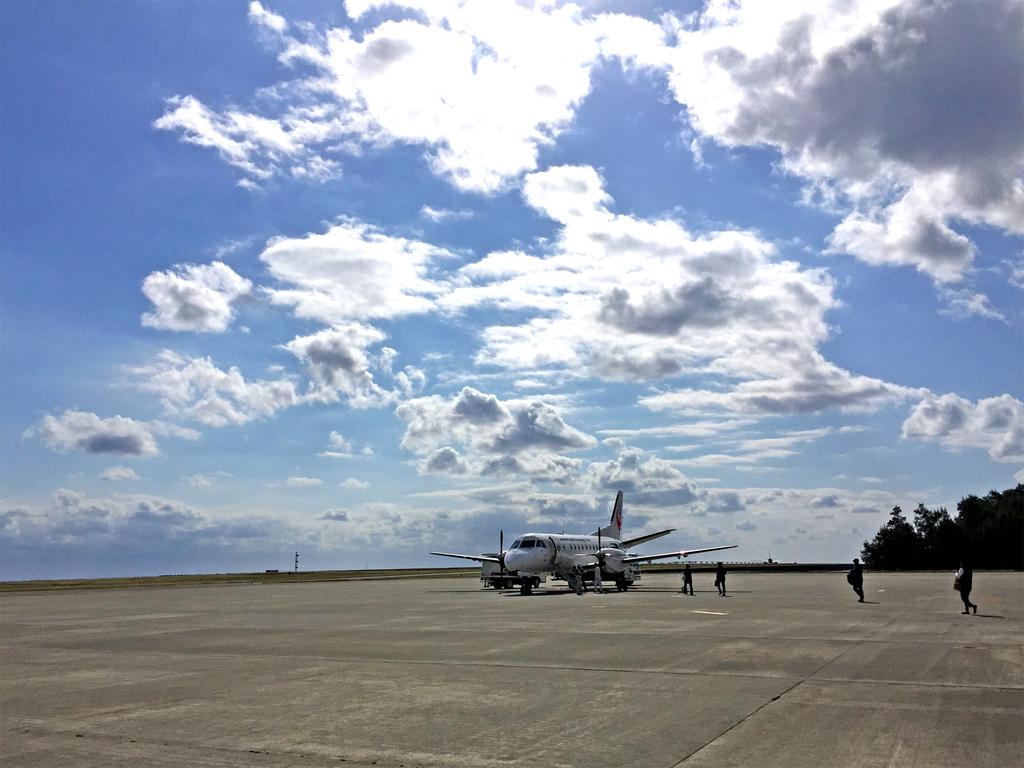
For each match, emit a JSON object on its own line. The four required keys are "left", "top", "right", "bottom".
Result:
{"left": 2, "top": 0, "right": 1021, "bottom": 580}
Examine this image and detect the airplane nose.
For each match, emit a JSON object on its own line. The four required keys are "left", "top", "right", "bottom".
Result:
{"left": 504, "top": 551, "right": 520, "bottom": 571}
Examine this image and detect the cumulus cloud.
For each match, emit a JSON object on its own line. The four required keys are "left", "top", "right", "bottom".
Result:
{"left": 587, "top": 444, "right": 691, "bottom": 494}
{"left": 340, "top": 478, "right": 369, "bottom": 490}
{"left": 28, "top": 411, "right": 162, "bottom": 457}
{"left": 100, "top": 466, "right": 139, "bottom": 482}
{"left": 133, "top": 328, "right": 419, "bottom": 432}
{"left": 320, "top": 430, "right": 353, "bottom": 458}
{"left": 810, "top": 494, "right": 842, "bottom": 509}
{"left": 260, "top": 220, "right": 451, "bottom": 324}
{"left": 155, "top": 0, "right": 671, "bottom": 192}
{"left": 902, "top": 393, "right": 1024, "bottom": 463}
{"left": 668, "top": 0, "right": 1024, "bottom": 287}
{"left": 141, "top": 261, "right": 252, "bottom": 332}
{"left": 447, "top": 164, "right": 919, "bottom": 419}
{"left": 132, "top": 350, "right": 300, "bottom": 427}
{"left": 397, "top": 386, "right": 595, "bottom": 480}
{"left": 422, "top": 446, "right": 469, "bottom": 475}
{"left": 282, "top": 324, "right": 391, "bottom": 407}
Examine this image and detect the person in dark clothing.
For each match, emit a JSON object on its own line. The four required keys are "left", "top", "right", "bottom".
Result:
{"left": 681, "top": 563, "right": 693, "bottom": 595}
{"left": 848, "top": 558, "right": 865, "bottom": 602}
{"left": 715, "top": 562, "right": 726, "bottom": 596}
{"left": 955, "top": 561, "right": 977, "bottom": 615}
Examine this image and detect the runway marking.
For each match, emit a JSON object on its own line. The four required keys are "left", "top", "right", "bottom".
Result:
{"left": 691, "top": 610, "right": 728, "bottom": 616}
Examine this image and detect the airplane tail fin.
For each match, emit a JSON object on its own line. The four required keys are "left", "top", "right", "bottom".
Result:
{"left": 594, "top": 490, "right": 623, "bottom": 540}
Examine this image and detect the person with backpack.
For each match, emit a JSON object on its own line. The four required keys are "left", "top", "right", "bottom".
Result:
{"left": 847, "top": 558, "right": 864, "bottom": 602}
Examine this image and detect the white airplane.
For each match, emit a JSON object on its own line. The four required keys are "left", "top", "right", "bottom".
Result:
{"left": 430, "top": 491, "right": 738, "bottom": 595}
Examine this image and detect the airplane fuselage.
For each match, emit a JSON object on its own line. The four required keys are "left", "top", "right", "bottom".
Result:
{"left": 503, "top": 533, "right": 626, "bottom": 579}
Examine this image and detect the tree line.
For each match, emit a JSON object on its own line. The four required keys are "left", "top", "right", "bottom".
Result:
{"left": 861, "top": 484, "right": 1023, "bottom": 570}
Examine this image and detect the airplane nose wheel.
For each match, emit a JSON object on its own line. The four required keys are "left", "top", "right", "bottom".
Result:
{"left": 519, "top": 581, "right": 533, "bottom": 596}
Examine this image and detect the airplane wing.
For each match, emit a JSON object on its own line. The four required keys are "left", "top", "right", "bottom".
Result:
{"left": 619, "top": 528, "right": 676, "bottom": 548}
{"left": 429, "top": 551, "right": 501, "bottom": 564}
{"left": 621, "top": 544, "right": 738, "bottom": 564}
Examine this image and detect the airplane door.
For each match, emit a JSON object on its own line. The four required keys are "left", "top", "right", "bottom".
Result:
{"left": 546, "top": 537, "right": 558, "bottom": 568}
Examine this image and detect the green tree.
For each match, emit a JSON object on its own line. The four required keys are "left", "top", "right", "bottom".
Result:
{"left": 956, "top": 485, "right": 1023, "bottom": 569}
{"left": 861, "top": 485, "right": 1023, "bottom": 570}
{"left": 862, "top": 505, "right": 919, "bottom": 568}
{"left": 912, "top": 503, "right": 959, "bottom": 568}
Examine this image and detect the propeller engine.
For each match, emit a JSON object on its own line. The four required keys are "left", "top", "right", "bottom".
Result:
{"left": 593, "top": 529, "right": 627, "bottom": 574}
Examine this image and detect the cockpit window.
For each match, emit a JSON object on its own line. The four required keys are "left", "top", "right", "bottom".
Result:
{"left": 511, "top": 539, "right": 522, "bottom": 549}
{"left": 523, "top": 540, "right": 534, "bottom": 548}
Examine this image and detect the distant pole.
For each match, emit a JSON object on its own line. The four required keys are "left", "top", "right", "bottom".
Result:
{"left": 294, "top": 551, "right": 299, "bottom": 573}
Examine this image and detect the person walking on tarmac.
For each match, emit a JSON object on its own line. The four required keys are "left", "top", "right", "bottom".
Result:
{"left": 847, "top": 558, "right": 865, "bottom": 602}
{"left": 681, "top": 563, "right": 694, "bottom": 595}
{"left": 955, "top": 561, "right": 978, "bottom": 615}
{"left": 592, "top": 564, "right": 604, "bottom": 594}
{"left": 715, "top": 562, "right": 727, "bottom": 596}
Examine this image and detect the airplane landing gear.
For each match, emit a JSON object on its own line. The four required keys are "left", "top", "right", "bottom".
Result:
{"left": 520, "top": 581, "right": 533, "bottom": 596}
{"left": 615, "top": 578, "right": 629, "bottom": 592}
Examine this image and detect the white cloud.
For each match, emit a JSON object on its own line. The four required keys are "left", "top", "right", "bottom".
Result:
{"left": 286, "top": 476, "right": 322, "bottom": 487}
{"left": 133, "top": 327, "right": 418, "bottom": 433}
{"left": 132, "top": 350, "right": 300, "bottom": 427}
{"left": 182, "top": 473, "right": 223, "bottom": 488}
{"left": 100, "top": 466, "right": 139, "bottom": 482}
{"left": 397, "top": 386, "right": 596, "bottom": 480}
{"left": 420, "top": 205, "right": 473, "bottom": 223}
{"left": 421, "top": 446, "right": 469, "bottom": 475}
{"left": 586, "top": 443, "right": 696, "bottom": 497}
{"left": 640, "top": 359, "right": 924, "bottom": 417}
{"left": 340, "top": 477, "right": 368, "bottom": 490}
{"left": 449, "top": 164, "right": 919, "bottom": 418}
{"left": 260, "top": 220, "right": 451, "bottom": 324}
{"left": 600, "top": 420, "right": 752, "bottom": 439}
{"left": 155, "top": 1, "right": 671, "bottom": 192}
{"left": 28, "top": 411, "right": 161, "bottom": 457}
{"left": 321, "top": 430, "right": 353, "bottom": 458}
{"left": 668, "top": 0, "right": 1024, "bottom": 286}
{"left": 1009, "top": 261, "right": 1024, "bottom": 291}
{"left": 142, "top": 261, "right": 252, "bottom": 333}
{"left": 282, "top": 324, "right": 392, "bottom": 407}
{"left": 936, "top": 286, "right": 1007, "bottom": 323}
{"left": 902, "top": 393, "right": 1024, "bottom": 463}
{"left": 248, "top": 0, "right": 287, "bottom": 35}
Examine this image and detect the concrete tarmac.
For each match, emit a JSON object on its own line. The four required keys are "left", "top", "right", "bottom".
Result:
{"left": 2, "top": 571, "right": 1022, "bottom": 767}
